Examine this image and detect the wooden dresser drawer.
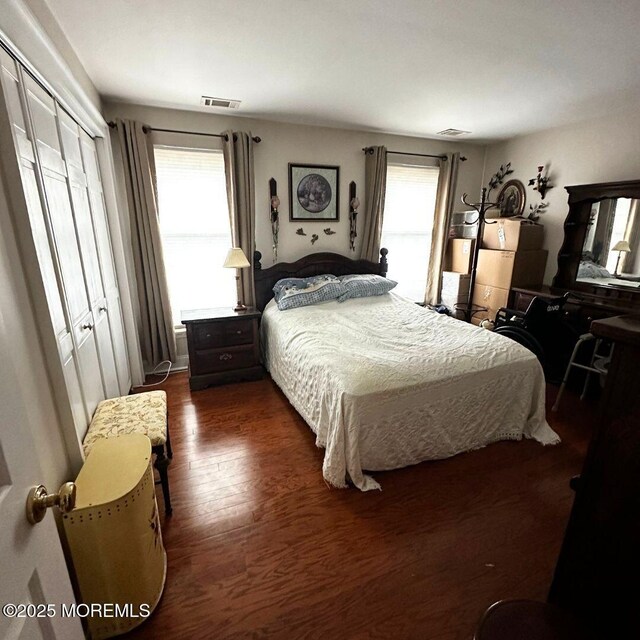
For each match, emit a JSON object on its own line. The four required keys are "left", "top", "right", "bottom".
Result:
{"left": 192, "top": 319, "right": 254, "bottom": 349}
{"left": 191, "top": 344, "right": 258, "bottom": 375}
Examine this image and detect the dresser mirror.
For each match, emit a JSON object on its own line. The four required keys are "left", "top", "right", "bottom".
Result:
{"left": 577, "top": 197, "right": 640, "bottom": 288}
{"left": 554, "top": 180, "right": 640, "bottom": 304}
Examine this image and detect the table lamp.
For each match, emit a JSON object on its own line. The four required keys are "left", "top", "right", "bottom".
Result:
{"left": 612, "top": 240, "right": 631, "bottom": 276}
{"left": 223, "top": 247, "right": 251, "bottom": 312}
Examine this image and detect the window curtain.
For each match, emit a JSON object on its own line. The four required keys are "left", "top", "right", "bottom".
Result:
{"left": 425, "top": 152, "right": 461, "bottom": 306}
{"left": 360, "top": 146, "right": 387, "bottom": 262}
{"left": 222, "top": 131, "right": 256, "bottom": 308}
{"left": 115, "top": 119, "right": 176, "bottom": 366}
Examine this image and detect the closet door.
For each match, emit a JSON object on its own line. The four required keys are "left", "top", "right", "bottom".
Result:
{"left": 22, "top": 74, "right": 105, "bottom": 421}
{"left": 80, "top": 132, "right": 130, "bottom": 395}
{"left": 58, "top": 109, "right": 119, "bottom": 398}
{"left": 0, "top": 49, "right": 87, "bottom": 437}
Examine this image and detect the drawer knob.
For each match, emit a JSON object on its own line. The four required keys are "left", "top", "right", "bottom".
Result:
{"left": 82, "top": 323, "right": 94, "bottom": 331}
{"left": 219, "top": 353, "right": 233, "bottom": 361}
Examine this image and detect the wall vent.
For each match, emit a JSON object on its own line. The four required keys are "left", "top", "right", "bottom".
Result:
{"left": 436, "top": 128, "right": 471, "bottom": 137}
{"left": 200, "top": 96, "right": 241, "bottom": 109}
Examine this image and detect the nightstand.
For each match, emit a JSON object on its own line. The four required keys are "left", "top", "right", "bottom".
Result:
{"left": 181, "top": 307, "right": 263, "bottom": 390}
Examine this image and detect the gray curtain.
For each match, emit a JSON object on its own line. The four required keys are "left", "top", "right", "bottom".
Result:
{"left": 115, "top": 119, "right": 176, "bottom": 366}
{"left": 425, "top": 152, "right": 461, "bottom": 306}
{"left": 621, "top": 199, "right": 639, "bottom": 273}
{"left": 222, "top": 130, "right": 256, "bottom": 307}
{"left": 360, "top": 146, "right": 387, "bottom": 262}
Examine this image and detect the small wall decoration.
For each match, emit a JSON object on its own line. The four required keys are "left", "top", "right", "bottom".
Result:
{"left": 269, "top": 178, "right": 280, "bottom": 260}
{"left": 348, "top": 181, "right": 359, "bottom": 252}
{"left": 310, "top": 233, "right": 319, "bottom": 245}
{"left": 527, "top": 201, "right": 549, "bottom": 221}
{"left": 323, "top": 228, "right": 336, "bottom": 235}
{"left": 487, "top": 163, "right": 514, "bottom": 196}
{"left": 528, "top": 165, "right": 553, "bottom": 199}
{"left": 289, "top": 163, "right": 340, "bottom": 221}
{"left": 296, "top": 228, "right": 307, "bottom": 236}
{"left": 497, "top": 179, "right": 526, "bottom": 217}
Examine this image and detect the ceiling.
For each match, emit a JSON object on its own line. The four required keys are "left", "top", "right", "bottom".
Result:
{"left": 44, "top": 0, "right": 640, "bottom": 142}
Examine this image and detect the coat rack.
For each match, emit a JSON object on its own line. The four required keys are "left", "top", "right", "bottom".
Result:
{"left": 459, "top": 187, "right": 498, "bottom": 322}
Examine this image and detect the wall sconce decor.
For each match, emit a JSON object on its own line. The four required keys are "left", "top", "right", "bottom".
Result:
{"left": 487, "top": 163, "right": 513, "bottom": 196}
{"left": 348, "top": 181, "right": 360, "bottom": 251}
{"left": 269, "top": 178, "right": 280, "bottom": 260}
{"left": 528, "top": 165, "right": 553, "bottom": 199}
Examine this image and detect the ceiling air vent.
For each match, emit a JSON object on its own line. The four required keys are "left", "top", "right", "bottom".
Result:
{"left": 436, "top": 128, "right": 471, "bottom": 137}
{"left": 200, "top": 96, "right": 241, "bottom": 109}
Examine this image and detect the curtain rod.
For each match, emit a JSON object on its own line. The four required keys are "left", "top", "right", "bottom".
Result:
{"left": 107, "top": 121, "right": 261, "bottom": 143}
{"left": 362, "top": 147, "right": 467, "bottom": 162}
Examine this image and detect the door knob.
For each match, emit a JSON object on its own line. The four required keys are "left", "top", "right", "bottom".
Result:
{"left": 26, "top": 482, "right": 76, "bottom": 524}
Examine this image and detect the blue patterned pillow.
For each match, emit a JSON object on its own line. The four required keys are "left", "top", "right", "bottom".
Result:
{"left": 273, "top": 274, "right": 342, "bottom": 310}
{"left": 337, "top": 274, "right": 397, "bottom": 303}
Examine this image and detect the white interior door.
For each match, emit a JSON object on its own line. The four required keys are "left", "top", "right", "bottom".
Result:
{"left": 22, "top": 73, "right": 105, "bottom": 422}
{"left": 0, "top": 49, "right": 88, "bottom": 440}
{"left": 0, "top": 265, "right": 82, "bottom": 640}
{"left": 80, "top": 132, "right": 131, "bottom": 396}
{"left": 58, "top": 109, "right": 120, "bottom": 399}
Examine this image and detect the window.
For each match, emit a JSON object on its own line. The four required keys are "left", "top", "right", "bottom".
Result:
{"left": 154, "top": 146, "right": 235, "bottom": 325}
{"left": 605, "top": 198, "right": 632, "bottom": 273}
{"left": 380, "top": 163, "right": 440, "bottom": 302}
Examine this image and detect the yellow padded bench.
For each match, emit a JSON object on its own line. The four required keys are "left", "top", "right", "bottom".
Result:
{"left": 83, "top": 390, "right": 173, "bottom": 515}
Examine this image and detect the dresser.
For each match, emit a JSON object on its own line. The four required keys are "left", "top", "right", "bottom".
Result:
{"left": 181, "top": 308, "right": 263, "bottom": 390}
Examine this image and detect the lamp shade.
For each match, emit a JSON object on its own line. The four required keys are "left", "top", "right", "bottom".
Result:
{"left": 612, "top": 240, "right": 631, "bottom": 252}
{"left": 223, "top": 247, "right": 251, "bottom": 269}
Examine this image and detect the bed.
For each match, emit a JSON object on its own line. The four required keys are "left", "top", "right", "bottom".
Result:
{"left": 254, "top": 250, "right": 559, "bottom": 490}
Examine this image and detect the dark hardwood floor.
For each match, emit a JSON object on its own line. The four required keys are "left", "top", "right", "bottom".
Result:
{"left": 126, "top": 371, "right": 594, "bottom": 640}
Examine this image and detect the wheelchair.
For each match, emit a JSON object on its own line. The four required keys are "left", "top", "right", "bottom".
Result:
{"left": 492, "top": 293, "right": 579, "bottom": 382}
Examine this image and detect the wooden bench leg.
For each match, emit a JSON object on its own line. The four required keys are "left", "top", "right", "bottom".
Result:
{"left": 165, "top": 419, "right": 173, "bottom": 459}
{"left": 153, "top": 445, "right": 172, "bottom": 516}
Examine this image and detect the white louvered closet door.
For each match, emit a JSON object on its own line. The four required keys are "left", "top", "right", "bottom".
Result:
{"left": 21, "top": 74, "right": 106, "bottom": 423}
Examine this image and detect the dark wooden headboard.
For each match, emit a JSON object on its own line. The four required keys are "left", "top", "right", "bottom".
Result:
{"left": 253, "top": 248, "right": 388, "bottom": 311}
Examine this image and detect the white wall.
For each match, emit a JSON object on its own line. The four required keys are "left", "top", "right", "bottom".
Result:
{"left": 483, "top": 105, "right": 640, "bottom": 283}
{"left": 103, "top": 102, "right": 487, "bottom": 269}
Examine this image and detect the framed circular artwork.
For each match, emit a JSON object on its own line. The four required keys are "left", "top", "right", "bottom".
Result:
{"left": 497, "top": 179, "right": 526, "bottom": 217}
{"left": 289, "top": 163, "right": 340, "bottom": 221}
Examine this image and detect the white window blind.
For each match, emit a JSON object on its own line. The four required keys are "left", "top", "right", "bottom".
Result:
{"left": 154, "top": 146, "right": 235, "bottom": 325}
{"left": 380, "top": 163, "right": 440, "bottom": 302}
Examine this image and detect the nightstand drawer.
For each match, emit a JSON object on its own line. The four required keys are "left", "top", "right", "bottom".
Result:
{"left": 192, "top": 319, "right": 254, "bottom": 349}
{"left": 192, "top": 344, "right": 257, "bottom": 375}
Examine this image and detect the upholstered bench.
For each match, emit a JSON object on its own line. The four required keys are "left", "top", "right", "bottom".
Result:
{"left": 83, "top": 390, "right": 173, "bottom": 515}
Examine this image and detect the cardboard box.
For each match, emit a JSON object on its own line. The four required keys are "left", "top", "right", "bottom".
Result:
{"left": 447, "top": 238, "right": 475, "bottom": 274}
{"left": 476, "top": 249, "right": 548, "bottom": 289}
{"left": 471, "top": 284, "right": 510, "bottom": 324}
{"left": 441, "top": 271, "right": 470, "bottom": 310}
{"left": 441, "top": 271, "right": 471, "bottom": 294}
{"left": 482, "top": 218, "right": 544, "bottom": 251}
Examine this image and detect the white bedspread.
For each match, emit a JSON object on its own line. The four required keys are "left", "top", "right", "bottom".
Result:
{"left": 262, "top": 293, "right": 559, "bottom": 491}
